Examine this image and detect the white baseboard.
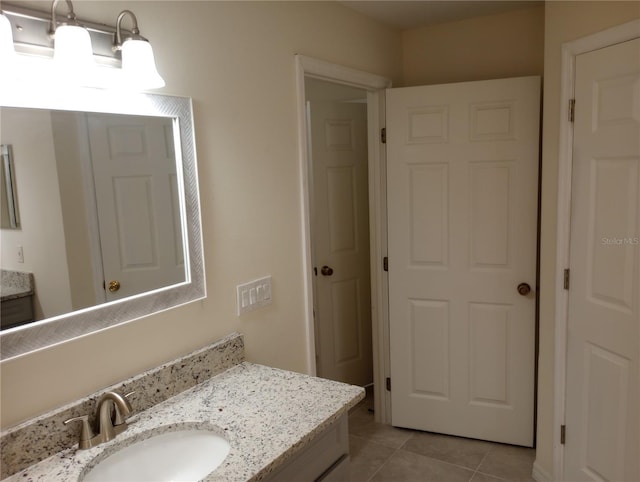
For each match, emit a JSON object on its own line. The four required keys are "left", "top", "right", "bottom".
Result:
{"left": 532, "top": 460, "right": 552, "bottom": 482}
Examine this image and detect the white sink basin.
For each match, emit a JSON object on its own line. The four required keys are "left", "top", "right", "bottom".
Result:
{"left": 82, "top": 429, "right": 230, "bottom": 482}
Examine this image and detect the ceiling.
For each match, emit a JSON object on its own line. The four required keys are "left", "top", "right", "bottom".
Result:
{"left": 340, "top": 1, "right": 542, "bottom": 30}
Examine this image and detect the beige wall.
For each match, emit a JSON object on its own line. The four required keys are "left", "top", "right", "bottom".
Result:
{"left": 0, "top": 108, "right": 74, "bottom": 320}
{"left": 536, "top": 1, "right": 640, "bottom": 476}
{"left": 401, "top": 5, "right": 544, "bottom": 86}
{"left": 51, "top": 111, "right": 97, "bottom": 312}
{"left": 0, "top": 1, "right": 401, "bottom": 429}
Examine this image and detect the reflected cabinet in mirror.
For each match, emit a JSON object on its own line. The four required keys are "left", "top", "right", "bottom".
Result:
{"left": 0, "top": 92, "right": 205, "bottom": 360}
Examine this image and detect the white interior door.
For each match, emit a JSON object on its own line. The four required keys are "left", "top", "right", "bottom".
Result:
{"left": 387, "top": 76, "right": 540, "bottom": 446}
{"left": 564, "top": 38, "right": 640, "bottom": 482}
{"left": 87, "top": 114, "right": 185, "bottom": 301}
{"left": 309, "top": 98, "right": 373, "bottom": 386}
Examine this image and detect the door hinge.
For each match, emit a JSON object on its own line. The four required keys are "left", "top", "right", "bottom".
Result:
{"left": 569, "top": 99, "right": 575, "bottom": 123}
{"left": 563, "top": 269, "right": 570, "bottom": 290}
{"left": 383, "top": 256, "right": 389, "bottom": 272}
{"left": 381, "top": 127, "right": 387, "bottom": 144}
{"left": 386, "top": 377, "right": 391, "bottom": 391}
{"left": 560, "top": 425, "right": 566, "bottom": 445}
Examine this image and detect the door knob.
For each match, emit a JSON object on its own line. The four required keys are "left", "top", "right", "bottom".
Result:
{"left": 517, "top": 283, "right": 531, "bottom": 296}
{"left": 320, "top": 266, "right": 334, "bottom": 276}
{"left": 108, "top": 280, "right": 121, "bottom": 292}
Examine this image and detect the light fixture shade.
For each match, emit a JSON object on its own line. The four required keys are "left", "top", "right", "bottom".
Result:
{"left": 0, "top": 13, "right": 16, "bottom": 63}
{"left": 53, "top": 24, "right": 94, "bottom": 71}
{"left": 121, "top": 38, "right": 165, "bottom": 90}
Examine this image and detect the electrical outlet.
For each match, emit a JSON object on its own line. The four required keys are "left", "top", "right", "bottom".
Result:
{"left": 236, "top": 275, "right": 272, "bottom": 315}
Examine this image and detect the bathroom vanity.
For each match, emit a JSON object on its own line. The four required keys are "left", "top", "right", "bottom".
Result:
{"left": 0, "top": 270, "right": 34, "bottom": 330}
{"left": 0, "top": 333, "right": 363, "bottom": 481}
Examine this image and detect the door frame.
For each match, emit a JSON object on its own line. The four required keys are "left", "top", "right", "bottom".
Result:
{"left": 553, "top": 18, "right": 640, "bottom": 482}
{"left": 295, "top": 54, "right": 392, "bottom": 422}
{"left": 76, "top": 113, "right": 106, "bottom": 305}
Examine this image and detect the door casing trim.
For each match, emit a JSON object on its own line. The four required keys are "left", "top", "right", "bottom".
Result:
{"left": 295, "top": 54, "right": 392, "bottom": 422}
{"left": 552, "top": 18, "right": 640, "bottom": 482}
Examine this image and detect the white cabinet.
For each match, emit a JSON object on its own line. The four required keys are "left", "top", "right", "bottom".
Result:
{"left": 265, "top": 415, "right": 349, "bottom": 482}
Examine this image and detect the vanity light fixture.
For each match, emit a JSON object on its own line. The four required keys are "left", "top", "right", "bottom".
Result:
{"left": 48, "top": 0, "right": 95, "bottom": 75}
{"left": 0, "top": 2, "right": 165, "bottom": 91}
{"left": 0, "top": 11, "right": 15, "bottom": 63}
{"left": 113, "top": 10, "right": 165, "bottom": 90}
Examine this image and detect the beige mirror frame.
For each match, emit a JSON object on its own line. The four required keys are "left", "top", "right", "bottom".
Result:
{"left": 0, "top": 90, "right": 205, "bottom": 361}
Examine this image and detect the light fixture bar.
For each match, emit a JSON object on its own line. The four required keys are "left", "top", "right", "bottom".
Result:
{"left": 1, "top": 2, "right": 131, "bottom": 66}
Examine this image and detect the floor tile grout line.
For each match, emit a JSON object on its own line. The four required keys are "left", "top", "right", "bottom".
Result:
{"left": 352, "top": 424, "right": 497, "bottom": 480}
{"left": 354, "top": 434, "right": 525, "bottom": 482}
{"left": 370, "top": 443, "right": 488, "bottom": 479}
{"left": 473, "top": 469, "right": 509, "bottom": 481}
{"left": 356, "top": 415, "right": 413, "bottom": 482}
{"left": 350, "top": 403, "right": 528, "bottom": 482}
{"left": 471, "top": 445, "right": 496, "bottom": 480}
{"left": 365, "top": 444, "right": 402, "bottom": 482}
{"left": 398, "top": 436, "right": 495, "bottom": 474}
{"left": 402, "top": 449, "right": 482, "bottom": 475}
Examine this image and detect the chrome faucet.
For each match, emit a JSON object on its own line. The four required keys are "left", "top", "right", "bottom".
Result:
{"left": 95, "top": 391, "right": 133, "bottom": 441}
{"left": 64, "top": 391, "right": 133, "bottom": 449}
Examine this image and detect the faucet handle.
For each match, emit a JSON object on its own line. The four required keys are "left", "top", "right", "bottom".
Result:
{"left": 64, "top": 415, "right": 95, "bottom": 450}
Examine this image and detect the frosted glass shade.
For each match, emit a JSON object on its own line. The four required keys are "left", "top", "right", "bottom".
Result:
{"left": 121, "top": 39, "right": 165, "bottom": 90}
{"left": 53, "top": 25, "right": 94, "bottom": 71}
{"left": 0, "top": 13, "right": 16, "bottom": 63}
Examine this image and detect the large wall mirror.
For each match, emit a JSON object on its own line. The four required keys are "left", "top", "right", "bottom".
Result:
{"left": 0, "top": 90, "right": 205, "bottom": 360}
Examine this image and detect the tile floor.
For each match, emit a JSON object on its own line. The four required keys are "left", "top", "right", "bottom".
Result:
{"left": 348, "top": 393, "right": 536, "bottom": 482}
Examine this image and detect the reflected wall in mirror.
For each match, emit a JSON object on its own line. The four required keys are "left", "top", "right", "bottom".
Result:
{"left": 1, "top": 108, "right": 186, "bottom": 321}
{"left": 0, "top": 91, "right": 205, "bottom": 360}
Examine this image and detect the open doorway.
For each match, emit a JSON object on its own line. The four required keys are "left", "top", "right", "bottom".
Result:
{"left": 296, "top": 54, "right": 392, "bottom": 423}
{"left": 304, "top": 77, "right": 373, "bottom": 387}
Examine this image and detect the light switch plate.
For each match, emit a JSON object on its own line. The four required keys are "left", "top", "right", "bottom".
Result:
{"left": 236, "top": 275, "right": 272, "bottom": 315}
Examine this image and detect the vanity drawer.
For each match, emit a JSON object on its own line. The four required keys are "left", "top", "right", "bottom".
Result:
{"left": 265, "top": 414, "right": 349, "bottom": 482}
{"left": 1, "top": 296, "right": 34, "bottom": 329}
{"left": 318, "top": 454, "right": 349, "bottom": 481}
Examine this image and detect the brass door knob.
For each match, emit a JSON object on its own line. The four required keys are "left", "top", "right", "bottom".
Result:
{"left": 108, "top": 280, "right": 121, "bottom": 292}
{"left": 320, "top": 266, "right": 334, "bottom": 276}
{"left": 517, "top": 283, "right": 531, "bottom": 296}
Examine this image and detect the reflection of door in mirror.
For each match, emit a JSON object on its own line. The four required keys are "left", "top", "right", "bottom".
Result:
{"left": 0, "top": 107, "right": 186, "bottom": 322}
{"left": 86, "top": 114, "right": 185, "bottom": 302}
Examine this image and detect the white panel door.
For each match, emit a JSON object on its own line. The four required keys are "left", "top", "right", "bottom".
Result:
{"left": 387, "top": 77, "right": 540, "bottom": 446}
{"left": 564, "top": 38, "right": 640, "bottom": 482}
{"left": 87, "top": 114, "right": 185, "bottom": 301}
{"left": 310, "top": 100, "right": 373, "bottom": 386}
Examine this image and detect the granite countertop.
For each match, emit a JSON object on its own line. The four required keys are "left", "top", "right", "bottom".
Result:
{"left": 3, "top": 362, "right": 364, "bottom": 482}
{"left": 0, "top": 285, "right": 34, "bottom": 301}
{"left": 0, "top": 270, "right": 34, "bottom": 302}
